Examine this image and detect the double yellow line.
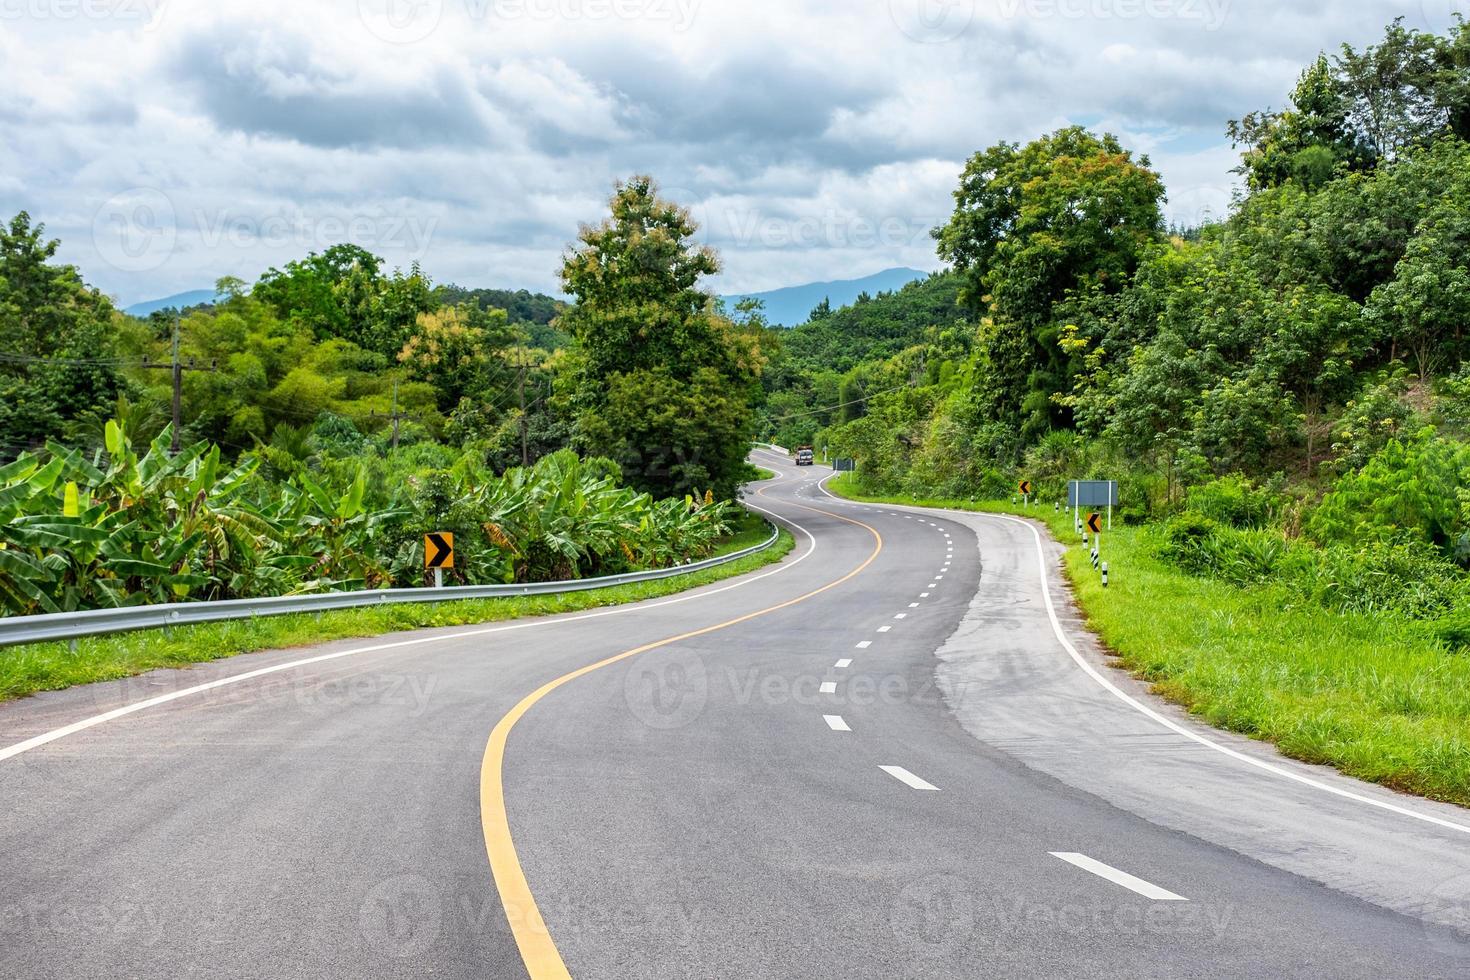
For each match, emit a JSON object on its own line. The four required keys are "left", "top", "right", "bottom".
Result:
{"left": 478, "top": 481, "right": 884, "bottom": 978}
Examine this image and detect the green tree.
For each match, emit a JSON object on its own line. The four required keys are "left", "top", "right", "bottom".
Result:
{"left": 254, "top": 244, "right": 435, "bottom": 357}
{"left": 1365, "top": 199, "right": 1470, "bottom": 381}
{"left": 935, "top": 127, "right": 1165, "bottom": 442}
{"left": 0, "top": 212, "right": 124, "bottom": 454}
{"left": 560, "top": 176, "right": 763, "bottom": 499}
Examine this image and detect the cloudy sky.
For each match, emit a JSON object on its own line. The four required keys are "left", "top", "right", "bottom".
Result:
{"left": 0, "top": 0, "right": 1461, "bottom": 305}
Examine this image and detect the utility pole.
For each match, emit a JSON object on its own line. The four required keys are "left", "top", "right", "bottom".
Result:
{"left": 371, "top": 379, "right": 413, "bottom": 452}
{"left": 141, "top": 315, "right": 216, "bottom": 455}
{"left": 517, "top": 351, "right": 530, "bottom": 469}
{"left": 391, "top": 379, "right": 402, "bottom": 452}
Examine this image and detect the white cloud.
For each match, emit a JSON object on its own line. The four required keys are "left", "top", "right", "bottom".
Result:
{"left": 0, "top": 0, "right": 1440, "bottom": 304}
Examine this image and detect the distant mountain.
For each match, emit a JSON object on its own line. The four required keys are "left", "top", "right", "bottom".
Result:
{"left": 721, "top": 268, "right": 929, "bottom": 327}
{"left": 123, "top": 289, "right": 221, "bottom": 317}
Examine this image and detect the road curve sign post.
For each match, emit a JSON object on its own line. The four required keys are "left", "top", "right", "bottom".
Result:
{"left": 425, "top": 532, "right": 454, "bottom": 588}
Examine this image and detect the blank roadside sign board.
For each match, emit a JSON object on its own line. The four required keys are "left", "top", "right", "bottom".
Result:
{"left": 1068, "top": 481, "right": 1120, "bottom": 508}
{"left": 834, "top": 459, "right": 856, "bottom": 472}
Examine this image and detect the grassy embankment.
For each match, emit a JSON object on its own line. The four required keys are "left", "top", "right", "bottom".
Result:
{"left": 828, "top": 474, "right": 1470, "bottom": 807}
{"left": 0, "top": 519, "right": 793, "bottom": 703}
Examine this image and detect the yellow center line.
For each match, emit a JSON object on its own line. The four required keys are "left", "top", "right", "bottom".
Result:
{"left": 478, "top": 480, "right": 884, "bottom": 979}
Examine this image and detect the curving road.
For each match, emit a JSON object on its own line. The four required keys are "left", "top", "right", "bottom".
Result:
{"left": 3, "top": 449, "right": 1470, "bottom": 978}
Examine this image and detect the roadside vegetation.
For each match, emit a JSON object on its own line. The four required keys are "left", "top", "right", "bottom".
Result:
{"left": 2, "top": 176, "right": 773, "bottom": 619}
{"left": 829, "top": 475, "right": 1470, "bottom": 806}
{"left": 805, "top": 17, "right": 1470, "bottom": 807}
{"left": 0, "top": 526, "right": 793, "bottom": 703}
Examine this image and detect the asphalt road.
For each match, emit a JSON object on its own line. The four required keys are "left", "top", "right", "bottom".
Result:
{"left": 3, "top": 450, "right": 1470, "bottom": 978}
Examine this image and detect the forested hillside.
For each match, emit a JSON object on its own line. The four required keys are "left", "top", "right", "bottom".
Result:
{"left": 0, "top": 180, "right": 768, "bottom": 613}
{"left": 809, "top": 18, "right": 1470, "bottom": 582}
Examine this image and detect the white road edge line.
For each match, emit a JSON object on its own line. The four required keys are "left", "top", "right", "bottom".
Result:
{"left": 0, "top": 467, "right": 826, "bottom": 765}
{"left": 880, "top": 766, "right": 940, "bottom": 791}
{"left": 1050, "top": 853, "right": 1188, "bottom": 902}
{"left": 824, "top": 715, "right": 852, "bottom": 732}
{"left": 815, "top": 482, "right": 1470, "bottom": 837}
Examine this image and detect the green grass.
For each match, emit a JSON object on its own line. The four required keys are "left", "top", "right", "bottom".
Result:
{"left": 0, "top": 526, "right": 795, "bottom": 704}
{"left": 827, "top": 475, "right": 1470, "bottom": 807}
{"left": 714, "top": 510, "right": 778, "bottom": 554}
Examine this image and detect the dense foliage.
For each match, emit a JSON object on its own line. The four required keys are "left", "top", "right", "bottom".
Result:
{"left": 1, "top": 180, "right": 774, "bottom": 617}
{"left": 560, "top": 176, "right": 766, "bottom": 500}
{"left": 784, "top": 17, "right": 1470, "bottom": 635}
{"left": 0, "top": 420, "right": 733, "bottom": 615}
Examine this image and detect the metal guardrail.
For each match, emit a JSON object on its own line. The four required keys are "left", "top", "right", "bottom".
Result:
{"left": 0, "top": 527, "right": 780, "bottom": 649}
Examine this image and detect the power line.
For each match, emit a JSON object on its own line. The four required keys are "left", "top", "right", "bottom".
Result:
{"left": 764, "top": 382, "right": 912, "bottom": 423}
{"left": 0, "top": 351, "right": 136, "bottom": 367}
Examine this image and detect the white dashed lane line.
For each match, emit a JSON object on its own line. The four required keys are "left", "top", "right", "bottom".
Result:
{"left": 824, "top": 715, "right": 852, "bottom": 732}
{"left": 1049, "top": 853, "right": 1188, "bottom": 902}
{"left": 878, "top": 626, "right": 892, "bottom": 633}
{"left": 856, "top": 641, "right": 872, "bottom": 649}
{"left": 894, "top": 613, "right": 908, "bottom": 620}
{"left": 880, "top": 766, "right": 941, "bottom": 791}
{"left": 819, "top": 682, "right": 838, "bottom": 695}
{"left": 908, "top": 603, "right": 920, "bottom": 608}
{"left": 835, "top": 659, "right": 853, "bottom": 668}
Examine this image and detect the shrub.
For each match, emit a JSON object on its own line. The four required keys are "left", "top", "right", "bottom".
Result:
{"left": 1157, "top": 513, "right": 1224, "bottom": 575}
{"left": 1186, "top": 475, "right": 1274, "bottom": 528}
{"left": 1290, "top": 537, "right": 1467, "bottom": 619}
{"left": 1310, "top": 432, "right": 1470, "bottom": 555}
